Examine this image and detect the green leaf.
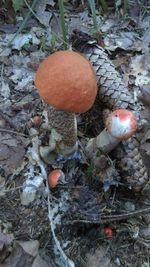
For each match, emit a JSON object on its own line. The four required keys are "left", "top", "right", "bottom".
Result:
{"left": 12, "top": 0, "right": 24, "bottom": 12}
{"left": 58, "top": 0, "right": 68, "bottom": 49}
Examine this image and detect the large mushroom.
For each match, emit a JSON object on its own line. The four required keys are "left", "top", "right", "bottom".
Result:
{"left": 35, "top": 50, "right": 97, "bottom": 155}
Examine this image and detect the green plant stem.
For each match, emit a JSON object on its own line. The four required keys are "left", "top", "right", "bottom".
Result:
{"left": 123, "top": 0, "right": 128, "bottom": 15}
{"left": 58, "top": 0, "right": 68, "bottom": 49}
{"left": 99, "top": 0, "right": 108, "bottom": 13}
{"left": 88, "top": 0, "right": 98, "bottom": 32}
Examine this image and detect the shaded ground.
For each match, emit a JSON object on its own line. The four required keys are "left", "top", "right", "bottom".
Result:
{"left": 0, "top": 1, "right": 150, "bottom": 266}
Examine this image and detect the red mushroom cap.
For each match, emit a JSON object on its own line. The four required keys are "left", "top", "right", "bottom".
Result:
{"left": 48, "top": 169, "right": 63, "bottom": 188}
{"left": 105, "top": 109, "right": 137, "bottom": 140}
{"left": 35, "top": 50, "right": 97, "bottom": 113}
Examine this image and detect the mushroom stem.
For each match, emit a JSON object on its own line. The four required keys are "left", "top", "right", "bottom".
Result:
{"left": 48, "top": 106, "right": 77, "bottom": 155}
{"left": 86, "top": 128, "right": 119, "bottom": 155}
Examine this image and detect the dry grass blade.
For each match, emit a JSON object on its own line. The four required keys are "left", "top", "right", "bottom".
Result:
{"left": 123, "top": 0, "right": 128, "bottom": 14}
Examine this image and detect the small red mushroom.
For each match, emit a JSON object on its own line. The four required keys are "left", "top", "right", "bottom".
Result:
{"left": 105, "top": 109, "right": 137, "bottom": 141}
{"left": 26, "top": 116, "right": 42, "bottom": 129}
{"left": 104, "top": 227, "right": 113, "bottom": 238}
{"left": 86, "top": 109, "right": 137, "bottom": 154}
{"left": 48, "top": 169, "right": 65, "bottom": 188}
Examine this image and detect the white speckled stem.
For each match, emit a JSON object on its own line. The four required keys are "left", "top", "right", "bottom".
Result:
{"left": 47, "top": 106, "right": 77, "bottom": 155}
{"left": 86, "top": 128, "right": 119, "bottom": 155}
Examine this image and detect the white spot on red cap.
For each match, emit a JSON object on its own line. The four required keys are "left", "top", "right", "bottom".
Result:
{"left": 105, "top": 109, "right": 137, "bottom": 140}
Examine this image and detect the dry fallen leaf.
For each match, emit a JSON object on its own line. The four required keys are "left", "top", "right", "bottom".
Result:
{"left": 32, "top": 255, "right": 51, "bottom": 267}
{"left": 0, "top": 232, "right": 14, "bottom": 250}
{"left": 1, "top": 239, "right": 53, "bottom": 267}
{"left": 18, "top": 240, "right": 39, "bottom": 257}
{"left": 104, "top": 32, "right": 135, "bottom": 51}
{"left": 0, "top": 132, "right": 27, "bottom": 177}
{"left": 130, "top": 54, "right": 150, "bottom": 86}
{"left": 34, "top": 0, "right": 54, "bottom": 27}
{"left": 0, "top": 232, "right": 14, "bottom": 263}
{"left": 1, "top": 242, "right": 34, "bottom": 267}
{"left": 85, "top": 247, "right": 112, "bottom": 267}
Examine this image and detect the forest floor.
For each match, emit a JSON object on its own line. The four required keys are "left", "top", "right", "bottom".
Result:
{"left": 0, "top": 1, "right": 150, "bottom": 267}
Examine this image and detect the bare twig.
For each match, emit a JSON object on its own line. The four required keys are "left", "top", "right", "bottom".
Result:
{"left": 46, "top": 179, "right": 74, "bottom": 267}
{"left": 0, "top": 128, "right": 28, "bottom": 137}
{"left": 29, "top": 131, "right": 74, "bottom": 267}
{"left": 64, "top": 206, "right": 150, "bottom": 224}
{"left": 0, "top": 185, "right": 24, "bottom": 194}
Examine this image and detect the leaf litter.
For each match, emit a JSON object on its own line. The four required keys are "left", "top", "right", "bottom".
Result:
{"left": 1, "top": 1, "right": 150, "bottom": 267}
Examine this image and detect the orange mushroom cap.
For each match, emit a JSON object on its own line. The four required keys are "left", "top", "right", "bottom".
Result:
{"left": 105, "top": 109, "right": 137, "bottom": 140}
{"left": 35, "top": 50, "right": 97, "bottom": 113}
{"left": 48, "top": 169, "right": 64, "bottom": 188}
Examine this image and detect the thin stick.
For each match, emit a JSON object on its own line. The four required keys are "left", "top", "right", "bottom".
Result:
{"left": 46, "top": 179, "right": 74, "bottom": 267}
{"left": 0, "top": 185, "right": 24, "bottom": 194}
{"left": 29, "top": 133, "right": 74, "bottom": 267}
{"left": 0, "top": 128, "right": 28, "bottom": 137}
{"left": 64, "top": 206, "right": 150, "bottom": 224}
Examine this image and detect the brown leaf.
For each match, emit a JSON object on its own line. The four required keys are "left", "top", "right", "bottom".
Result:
{"left": 32, "top": 255, "right": 51, "bottom": 267}
{"left": 1, "top": 243, "right": 34, "bottom": 267}
{"left": 85, "top": 247, "right": 112, "bottom": 267}
{"left": 34, "top": 0, "right": 53, "bottom": 27}
{"left": 0, "top": 233, "right": 13, "bottom": 251}
{"left": 18, "top": 241, "right": 39, "bottom": 258}
{"left": 0, "top": 0, "right": 16, "bottom": 24}
{"left": 0, "top": 232, "right": 14, "bottom": 263}
{"left": 0, "top": 132, "right": 27, "bottom": 176}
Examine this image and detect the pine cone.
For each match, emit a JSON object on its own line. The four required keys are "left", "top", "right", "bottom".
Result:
{"left": 71, "top": 30, "right": 149, "bottom": 192}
